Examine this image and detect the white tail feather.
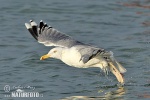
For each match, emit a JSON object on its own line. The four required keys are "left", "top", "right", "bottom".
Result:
{"left": 115, "top": 61, "right": 126, "bottom": 73}
{"left": 109, "top": 51, "right": 127, "bottom": 73}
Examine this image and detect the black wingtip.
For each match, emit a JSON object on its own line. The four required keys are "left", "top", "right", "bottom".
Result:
{"left": 48, "top": 26, "right": 52, "bottom": 29}
{"left": 39, "top": 20, "right": 44, "bottom": 34}
{"left": 25, "top": 21, "right": 38, "bottom": 40}
{"left": 30, "top": 21, "right": 38, "bottom": 37}
{"left": 30, "top": 20, "right": 33, "bottom": 22}
{"left": 28, "top": 29, "right": 38, "bottom": 40}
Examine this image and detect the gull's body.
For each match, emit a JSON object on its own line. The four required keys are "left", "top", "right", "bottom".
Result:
{"left": 57, "top": 47, "right": 105, "bottom": 68}
{"left": 25, "top": 20, "right": 127, "bottom": 84}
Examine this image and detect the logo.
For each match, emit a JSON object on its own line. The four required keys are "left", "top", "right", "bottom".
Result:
{"left": 4, "top": 85, "right": 43, "bottom": 98}
{"left": 4, "top": 85, "right": 10, "bottom": 92}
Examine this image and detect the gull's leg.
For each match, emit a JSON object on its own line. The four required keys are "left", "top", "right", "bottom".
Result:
{"left": 109, "top": 62, "right": 124, "bottom": 84}
{"left": 102, "top": 65, "right": 109, "bottom": 75}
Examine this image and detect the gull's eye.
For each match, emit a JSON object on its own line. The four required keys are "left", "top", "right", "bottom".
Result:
{"left": 53, "top": 50, "right": 57, "bottom": 53}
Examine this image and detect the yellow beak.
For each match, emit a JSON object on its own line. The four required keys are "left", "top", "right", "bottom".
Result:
{"left": 40, "top": 54, "right": 50, "bottom": 60}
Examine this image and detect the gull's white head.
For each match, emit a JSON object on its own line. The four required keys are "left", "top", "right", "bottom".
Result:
{"left": 40, "top": 47, "right": 63, "bottom": 60}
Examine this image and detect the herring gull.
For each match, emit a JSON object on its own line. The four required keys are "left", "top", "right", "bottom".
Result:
{"left": 25, "top": 20, "right": 127, "bottom": 84}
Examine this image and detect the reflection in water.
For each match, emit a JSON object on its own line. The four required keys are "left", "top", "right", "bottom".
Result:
{"left": 61, "top": 87, "right": 126, "bottom": 100}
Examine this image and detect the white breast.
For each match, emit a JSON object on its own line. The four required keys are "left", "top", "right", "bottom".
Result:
{"left": 61, "top": 47, "right": 100, "bottom": 68}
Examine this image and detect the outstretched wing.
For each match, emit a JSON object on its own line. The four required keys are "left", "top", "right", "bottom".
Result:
{"left": 24, "top": 20, "right": 109, "bottom": 63}
{"left": 25, "top": 20, "right": 83, "bottom": 47}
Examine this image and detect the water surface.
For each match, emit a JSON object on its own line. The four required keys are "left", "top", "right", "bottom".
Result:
{"left": 0, "top": 0, "right": 150, "bottom": 100}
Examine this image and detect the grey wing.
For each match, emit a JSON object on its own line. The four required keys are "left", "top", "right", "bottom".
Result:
{"left": 76, "top": 45, "right": 109, "bottom": 63}
{"left": 25, "top": 20, "right": 83, "bottom": 47}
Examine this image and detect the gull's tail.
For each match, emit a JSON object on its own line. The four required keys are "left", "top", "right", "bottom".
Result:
{"left": 109, "top": 51, "right": 126, "bottom": 73}
{"left": 104, "top": 51, "right": 127, "bottom": 84}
